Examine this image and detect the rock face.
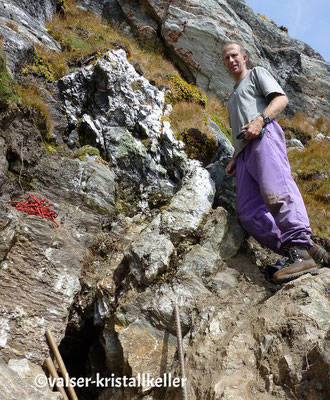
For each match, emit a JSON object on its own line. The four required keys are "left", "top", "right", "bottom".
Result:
{"left": 0, "top": 1, "right": 329, "bottom": 400}
{"left": 59, "top": 49, "right": 186, "bottom": 194}
{"left": 111, "top": 0, "right": 330, "bottom": 118}
{"left": 183, "top": 269, "right": 330, "bottom": 400}
{"left": 0, "top": 0, "right": 60, "bottom": 75}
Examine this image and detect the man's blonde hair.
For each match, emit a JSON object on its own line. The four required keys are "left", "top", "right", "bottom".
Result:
{"left": 222, "top": 42, "right": 247, "bottom": 57}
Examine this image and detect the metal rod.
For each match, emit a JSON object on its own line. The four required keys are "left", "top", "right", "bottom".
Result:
{"left": 46, "top": 329, "right": 79, "bottom": 400}
{"left": 45, "top": 356, "right": 69, "bottom": 400}
{"left": 175, "top": 303, "right": 188, "bottom": 400}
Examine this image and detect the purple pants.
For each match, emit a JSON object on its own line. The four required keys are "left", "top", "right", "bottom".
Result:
{"left": 235, "top": 120, "right": 313, "bottom": 254}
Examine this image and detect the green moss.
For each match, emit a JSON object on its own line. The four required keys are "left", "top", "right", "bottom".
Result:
{"left": 72, "top": 145, "right": 101, "bottom": 161}
{"left": 22, "top": 50, "right": 57, "bottom": 82}
{"left": 0, "top": 49, "right": 19, "bottom": 109}
{"left": 42, "top": 142, "right": 58, "bottom": 153}
{"left": 166, "top": 75, "right": 207, "bottom": 106}
{"left": 148, "top": 192, "right": 172, "bottom": 210}
{"left": 141, "top": 138, "right": 152, "bottom": 150}
{"left": 178, "top": 128, "right": 218, "bottom": 165}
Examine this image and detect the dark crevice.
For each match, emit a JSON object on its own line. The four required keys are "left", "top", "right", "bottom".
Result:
{"left": 58, "top": 316, "right": 108, "bottom": 400}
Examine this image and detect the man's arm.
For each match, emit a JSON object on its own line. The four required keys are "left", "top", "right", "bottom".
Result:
{"left": 241, "top": 94, "right": 289, "bottom": 140}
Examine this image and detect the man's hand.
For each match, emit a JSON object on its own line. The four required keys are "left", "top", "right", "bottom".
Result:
{"left": 225, "top": 158, "right": 236, "bottom": 177}
{"left": 240, "top": 116, "right": 264, "bottom": 140}
{"left": 241, "top": 94, "right": 289, "bottom": 140}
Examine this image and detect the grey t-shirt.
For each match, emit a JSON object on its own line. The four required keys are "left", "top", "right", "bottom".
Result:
{"left": 228, "top": 66, "right": 286, "bottom": 157}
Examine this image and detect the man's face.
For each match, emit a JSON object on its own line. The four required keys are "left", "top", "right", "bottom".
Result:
{"left": 222, "top": 44, "right": 247, "bottom": 78}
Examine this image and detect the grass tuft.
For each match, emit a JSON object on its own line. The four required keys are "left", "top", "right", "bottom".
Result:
{"left": 278, "top": 113, "right": 330, "bottom": 139}
{"left": 289, "top": 140, "right": 330, "bottom": 237}
{"left": 18, "top": 85, "right": 53, "bottom": 139}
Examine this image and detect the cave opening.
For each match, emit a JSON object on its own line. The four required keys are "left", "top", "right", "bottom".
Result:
{"left": 57, "top": 316, "right": 108, "bottom": 400}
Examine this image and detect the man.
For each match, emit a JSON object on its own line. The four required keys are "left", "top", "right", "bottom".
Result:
{"left": 222, "top": 42, "right": 324, "bottom": 283}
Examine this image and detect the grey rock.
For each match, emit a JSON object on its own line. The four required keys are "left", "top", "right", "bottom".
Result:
{"left": 115, "top": 320, "right": 177, "bottom": 392}
{"left": 0, "top": 24, "right": 34, "bottom": 76}
{"left": 314, "top": 133, "right": 325, "bottom": 141}
{"left": 0, "top": 137, "right": 8, "bottom": 189}
{"left": 0, "top": 2, "right": 329, "bottom": 399}
{"left": 314, "top": 133, "right": 330, "bottom": 142}
{"left": 286, "top": 138, "right": 304, "bottom": 151}
{"left": 179, "top": 244, "right": 221, "bottom": 282}
{"left": 0, "top": 358, "right": 61, "bottom": 400}
{"left": 0, "top": 203, "right": 86, "bottom": 363}
{"left": 80, "top": 0, "right": 133, "bottom": 36}
{"left": 178, "top": 269, "right": 330, "bottom": 400}
{"left": 8, "top": 0, "right": 57, "bottom": 23}
{"left": 0, "top": 0, "right": 60, "bottom": 75}
{"left": 67, "top": 129, "right": 80, "bottom": 149}
{"left": 114, "top": 278, "right": 212, "bottom": 337}
{"left": 128, "top": 230, "right": 174, "bottom": 285}
{"left": 0, "top": 206, "right": 17, "bottom": 263}
{"left": 30, "top": 154, "right": 116, "bottom": 215}
{"left": 7, "top": 358, "right": 62, "bottom": 399}
{"left": 78, "top": 0, "right": 111, "bottom": 15}
{"left": 117, "top": 0, "right": 158, "bottom": 41}
{"left": 59, "top": 49, "right": 186, "bottom": 194}
{"left": 210, "top": 268, "right": 241, "bottom": 291}
{"left": 200, "top": 207, "right": 244, "bottom": 260}
{"left": 206, "top": 119, "right": 236, "bottom": 211}
{"left": 208, "top": 118, "right": 234, "bottom": 156}
{"left": 158, "top": 161, "right": 215, "bottom": 240}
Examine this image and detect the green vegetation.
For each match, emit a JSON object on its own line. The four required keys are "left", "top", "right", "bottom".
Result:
{"left": 257, "top": 14, "right": 276, "bottom": 25}
{"left": 22, "top": 48, "right": 67, "bottom": 82}
{"left": 288, "top": 138, "right": 330, "bottom": 237}
{"left": 0, "top": 49, "right": 19, "bottom": 109}
{"left": 148, "top": 192, "right": 172, "bottom": 211}
{"left": 165, "top": 75, "right": 206, "bottom": 106}
{"left": 167, "top": 96, "right": 231, "bottom": 165}
{"left": 18, "top": 85, "right": 53, "bottom": 139}
{"left": 73, "top": 145, "right": 101, "bottom": 161}
{"left": 0, "top": 47, "right": 52, "bottom": 139}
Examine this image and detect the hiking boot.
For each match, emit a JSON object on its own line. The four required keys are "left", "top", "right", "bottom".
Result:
{"left": 273, "top": 246, "right": 318, "bottom": 284}
{"left": 274, "top": 242, "right": 326, "bottom": 268}
{"left": 308, "top": 243, "right": 326, "bottom": 263}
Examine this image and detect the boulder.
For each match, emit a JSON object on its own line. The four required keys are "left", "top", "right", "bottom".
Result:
{"left": 59, "top": 49, "right": 187, "bottom": 194}
{"left": 286, "top": 138, "right": 304, "bottom": 152}
{"left": 128, "top": 230, "right": 175, "bottom": 285}
{"left": 0, "top": 358, "right": 61, "bottom": 400}
{"left": 200, "top": 207, "right": 244, "bottom": 259}
{"left": 157, "top": 161, "right": 215, "bottom": 240}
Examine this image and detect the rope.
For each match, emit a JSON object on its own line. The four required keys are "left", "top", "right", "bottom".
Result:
{"left": 175, "top": 300, "right": 188, "bottom": 400}
{"left": 7, "top": 193, "right": 59, "bottom": 226}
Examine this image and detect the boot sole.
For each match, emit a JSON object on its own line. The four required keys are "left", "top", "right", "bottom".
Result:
{"left": 311, "top": 248, "right": 326, "bottom": 263}
{"left": 273, "top": 267, "right": 319, "bottom": 284}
